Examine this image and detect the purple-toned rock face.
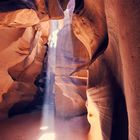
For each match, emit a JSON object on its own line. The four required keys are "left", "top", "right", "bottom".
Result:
{"left": 0, "top": 0, "right": 70, "bottom": 19}
{"left": 0, "top": 0, "right": 37, "bottom": 12}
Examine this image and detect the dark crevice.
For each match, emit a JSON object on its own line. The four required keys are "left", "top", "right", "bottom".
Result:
{"left": 111, "top": 83, "right": 128, "bottom": 140}
{"left": 8, "top": 101, "right": 36, "bottom": 118}
{"left": 74, "top": 0, "right": 84, "bottom": 14}
{"left": 103, "top": 59, "right": 128, "bottom": 140}
{"left": 0, "top": 0, "right": 37, "bottom": 12}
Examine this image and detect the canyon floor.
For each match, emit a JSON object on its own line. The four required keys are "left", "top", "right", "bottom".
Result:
{"left": 0, "top": 111, "right": 89, "bottom": 140}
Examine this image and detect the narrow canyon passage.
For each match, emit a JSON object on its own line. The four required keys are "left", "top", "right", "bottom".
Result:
{"left": 0, "top": 0, "right": 140, "bottom": 140}
{"left": 0, "top": 7, "right": 89, "bottom": 140}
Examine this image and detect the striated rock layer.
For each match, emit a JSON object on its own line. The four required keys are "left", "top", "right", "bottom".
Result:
{"left": 73, "top": 0, "right": 140, "bottom": 139}
{"left": 0, "top": 4, "right": 50, "bottom": 119}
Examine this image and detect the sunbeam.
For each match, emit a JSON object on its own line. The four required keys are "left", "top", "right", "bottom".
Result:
{"left": 39, "top": 1, "right": 76, "bottom": 140}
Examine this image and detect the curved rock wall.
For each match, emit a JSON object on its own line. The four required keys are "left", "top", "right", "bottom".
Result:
{"left": 72, "top": 0, "right": 140, "bottom": 139}
{"left": 0, "top": 4, "right": 50, "bottom": 119}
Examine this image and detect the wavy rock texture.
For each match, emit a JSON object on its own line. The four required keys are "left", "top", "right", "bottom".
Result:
{"left": 0, "top": 6, "right": 50, "bottom": 119}
{"left": 55, "top": 24, "right": 89, "bottom": 117}
{"left": 0, "top": 9, "right": 39, "bottom": 28}
{"left": 73, "top": 0, "right": 140, "bottom": 139}
{"left": 0, "top": 0, "right": 88, "bottom": 120}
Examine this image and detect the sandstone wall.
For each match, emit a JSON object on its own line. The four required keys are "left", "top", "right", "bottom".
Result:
{"left": 0, "top": 8, "right": 50, "bottom": 119}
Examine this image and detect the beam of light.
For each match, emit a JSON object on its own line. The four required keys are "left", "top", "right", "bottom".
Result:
{"left": 39, "top": 1, "right": 75, "bottom": 140}
{"left": 40, "top": 126, "right": 48, "bottom": 131}
{"left": 39, "top": 19, "right": 62, "bottom": 140}
{"left": 39, "top": 132, "right": 56, "bottom": 140}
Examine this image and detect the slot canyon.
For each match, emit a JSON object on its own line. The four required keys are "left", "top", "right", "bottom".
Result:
{"left": 0, "top": 0, "right": 140, "bottom": 140}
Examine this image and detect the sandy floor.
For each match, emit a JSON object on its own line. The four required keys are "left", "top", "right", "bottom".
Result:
{"left": 0, "top": 112, "right": 89, "bottom": 140}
